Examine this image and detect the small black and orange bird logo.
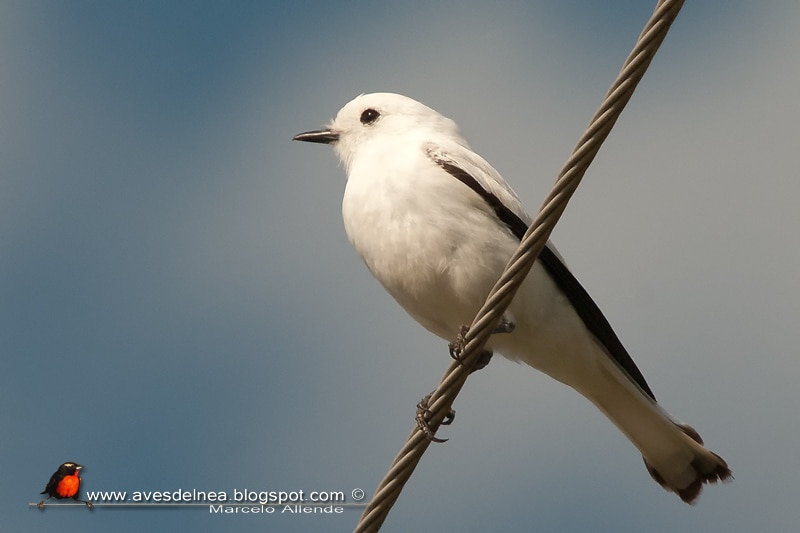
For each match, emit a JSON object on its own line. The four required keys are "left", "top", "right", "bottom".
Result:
{"left": 38, "top": 462, "right": 93, "bottom": 509}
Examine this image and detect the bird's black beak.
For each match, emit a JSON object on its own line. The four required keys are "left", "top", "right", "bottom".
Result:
{"left": 292, "top": 129, "right": 339, "bottom": 144}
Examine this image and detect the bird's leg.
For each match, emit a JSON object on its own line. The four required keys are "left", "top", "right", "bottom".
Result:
{"left": 37, "top": 500, "right": 45, "bottom": 510}
{"left": 70, "top": 495, "right": 93, "bottom": 510}
{"left": 416, "top": 392, "right": 455, "bottom": 443}
{"left": 425, "top": 314, "right": 515, "bottom": 442}
{"left": 471, "top": 350, "right": 494, "bottom": 372}
{"left": 447, "top": 325, "right": 471, "bottom": 362}
{"left": 448, "top": 314, "right": 515, "bottom": 371}
{"left": 493, "top": 315, "right": 516, "bottom": 334}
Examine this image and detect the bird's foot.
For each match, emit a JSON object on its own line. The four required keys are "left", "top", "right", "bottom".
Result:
{"left": 37, "top": 501, "right": 45, "bottom": 510}
{"left": 448, "top": 315, "right": 515, "bottom": 364}
{"left": 493, "top": 316, "right": 516, "bottom": 334}
{"left": 449, "top": 329, "right": 501, "bottom": 375}
{"left": 471, "top": 350, "right": 494, "bottom": 372}
{"left": 416, "top": 392, "right": 455, "bottom": 443}
{"left": 448, "top": 325, "right": 471, "bottom": 362}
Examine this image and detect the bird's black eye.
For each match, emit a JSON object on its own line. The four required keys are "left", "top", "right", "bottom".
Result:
{"left": 360, "top": 108, "right": 380, "bottom": 125}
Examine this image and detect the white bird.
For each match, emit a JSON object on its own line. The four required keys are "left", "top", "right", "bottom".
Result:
{"left": 293, "top": 92, "right": 731, "bottom": 503}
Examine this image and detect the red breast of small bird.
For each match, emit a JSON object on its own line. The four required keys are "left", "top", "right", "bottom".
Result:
{"left": 56, "top": 472, "right": 81, "bottom": 498}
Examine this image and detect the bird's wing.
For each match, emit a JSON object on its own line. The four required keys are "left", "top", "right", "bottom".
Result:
{"left": 426, "top": 141, "right": 656, "bottom": 400}
{"left": 537, "top": 245, "right": 656, "bottom": 400}
{"left": 426, "top": 141, "right": 532, "bottom": 232}
{"left": 41, "top": 474, "right": 58, "bottom": 495}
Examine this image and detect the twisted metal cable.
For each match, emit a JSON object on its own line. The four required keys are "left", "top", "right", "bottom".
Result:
{"left": 353, "top": 1, "right": 685, "bottom": 531}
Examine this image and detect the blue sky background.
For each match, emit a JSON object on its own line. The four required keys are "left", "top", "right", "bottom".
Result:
{"left": 3, "top": 1, "right": 799, "bottom": 531}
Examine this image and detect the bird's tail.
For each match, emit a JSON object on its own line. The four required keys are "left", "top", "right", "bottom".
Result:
{"left": 583, "top": 352, "right": 732, "bottom": 504}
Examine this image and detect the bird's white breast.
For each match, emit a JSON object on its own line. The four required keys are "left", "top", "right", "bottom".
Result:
{"left": 341, "top": 138, "right": 519, "bottom": 339}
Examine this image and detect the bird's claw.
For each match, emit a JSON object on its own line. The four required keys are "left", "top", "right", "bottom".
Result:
{"left": 494, "top": 316, "right": 516, "bottom": 334}
{"left": 416, "top": 393, "right": 455, "bottom": 443}
{"left": 449, "top": 315, "right": 514, "bottom": 366}
{"left": 472, "top": 350, "right": 494, "bottom": 372}
{"left": 448, "top": 325, "right": 470, "bottom": 362}
{"left": 449, "top": 328, "right": 494, "bottom": 373}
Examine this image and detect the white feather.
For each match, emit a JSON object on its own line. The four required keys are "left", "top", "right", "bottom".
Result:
{"left": 298, "top": 92, "right": 730, "bottom": 503}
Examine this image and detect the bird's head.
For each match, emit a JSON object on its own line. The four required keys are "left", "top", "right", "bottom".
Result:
{"left": 58, "top": 462, "right": 84, "bottom": 475}
{"left": 293, "top": 92, "right": 465, "bottom": 172}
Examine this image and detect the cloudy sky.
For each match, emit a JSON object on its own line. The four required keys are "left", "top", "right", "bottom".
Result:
{"left": 3, "top": 1, "right": 799, "bottom": 531}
